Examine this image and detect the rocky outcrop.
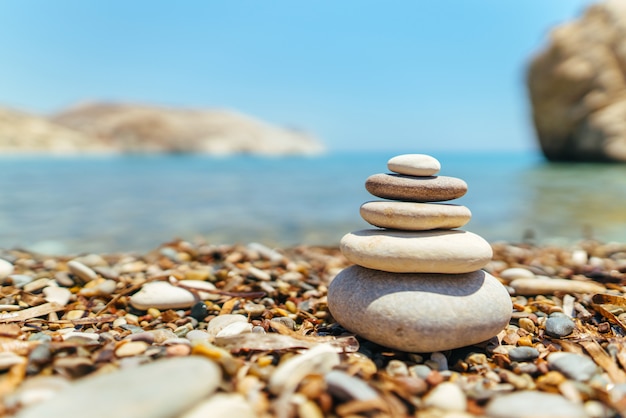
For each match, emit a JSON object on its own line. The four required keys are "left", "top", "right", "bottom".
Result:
{"left": 527, "top": 0, "right": 626, "bottom": 162}
{"left": 0, "top": 103, "right": 325, "bottom": 156}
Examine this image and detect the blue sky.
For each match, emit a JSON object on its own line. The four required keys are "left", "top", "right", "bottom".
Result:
{"left": 0, "top": 1, "right": 595, "bottom": 152}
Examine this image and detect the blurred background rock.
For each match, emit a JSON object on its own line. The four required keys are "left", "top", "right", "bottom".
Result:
{"left": 528, "top": 0, "right": 626, "bottom": 162}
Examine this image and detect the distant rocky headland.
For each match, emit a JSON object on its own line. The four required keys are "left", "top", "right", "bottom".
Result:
{"left": 0, "top": 102, "right": 325, "bottom": 156}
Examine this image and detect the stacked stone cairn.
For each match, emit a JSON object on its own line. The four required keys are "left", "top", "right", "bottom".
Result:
{"left": 328, "top": 154, "right": 512, "bottom": 352}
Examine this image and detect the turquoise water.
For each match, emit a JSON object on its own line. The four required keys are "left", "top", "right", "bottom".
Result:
{"left": 1, "top": 150, "right": 626, "bottom": 254}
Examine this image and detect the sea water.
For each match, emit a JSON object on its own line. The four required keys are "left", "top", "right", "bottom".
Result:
{"left": 1, "top": 150, "right": 626, "bottom": 254}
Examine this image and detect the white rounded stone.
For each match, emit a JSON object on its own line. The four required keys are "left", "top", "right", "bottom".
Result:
{"left": 327, "top": 266, "right": 512, "bottom": 352}
{"left": 185, "top": 330, "right": 211, "bottom": 342}
{"left": 0, "top": 259, "right": 14, "bottom": 280}
{"left": 423, "top": 382, "right": 467, "bottom": 412}
{"left": 67, "top": 260, "right": 98, "bottom": 282}
{"left": 498, "top": 267, "right": 535, "bottom": 283}
{"left": 486, "top": 391, "right": 588, "bottom": 418}
{"left": 207, "top": 314, "right": 249, "bottom": 340}
{"left": 215, "top": 321, "right": 253, "bottom": 338}
{"left": 570, "top": 249, "right": 588, "bottom": 266}
{"left": 360, "top": 201, "right": 471, "bottom": 231}
{"left": 388, "top": 154, "right": 441, "bottom": 176}
{"left": 269, "top": 344, "right": 339, "bottom": 394}
{"left": 181, "top": 393, "right": 256, "bottom": 418}
{"left": 130, "top": 281, "right": 196, "bottom": 310}
{"left": 340, "top": 229, "right": 492, "bottom": 274}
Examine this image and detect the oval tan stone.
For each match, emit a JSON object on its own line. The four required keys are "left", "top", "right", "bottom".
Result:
{"left": 340, "top": 229, "right": 492, "bottom": 273}
{"left": 365, "top": 173, "right": 467, "bottom": 202}
{"left": 387, "top": 154, "right": 441, "bottom": 176}
{"left": 327, "top": 266, "right": 512, "bottom": 352}
{"left": 509, "top": 278, "right": 605, "bottom": 296}
{"left": 360, "top": 201, "right": 471, "bottom": 230}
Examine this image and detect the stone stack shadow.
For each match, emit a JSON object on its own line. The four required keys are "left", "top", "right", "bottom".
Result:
{"left": 327, "top": 154, "right": 512, "bottom": 353}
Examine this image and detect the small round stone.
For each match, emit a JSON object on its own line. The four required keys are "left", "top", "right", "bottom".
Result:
{"left": 0, "top": 259, "right": 14, "bottom": 280}
{"left": 430, "top": 352, "right": 448, "bottom": 371}
{"left": 498, "top": 267, "right": 535, "bottom": 283}
{"left": 270, "top": 316, "right": 296, "bottom": 330}
{"left": 327, "top": 266, "right": 512, "bottom": 352}
{"left": 508, "top": 346, "right": 540, "bottom": 362}
{"left": 206, "top": 314, "right": 249, "bottom": 340}
{"left": 185, "top": 330, "right": 210, "bottom": 342}
{"left": 215, "top": 322, "right": 253, "bottom": 338}
{"left": 67, "top": 260, "right": 98, "bottom": 282}
{"left": 181, "top": 393, "right": 256, "bottom": 418}
{"left": 423, "top": 382, "right": 467, "bottom": 412}
{"left": 28, "top": 344, "right": 52, "bottom": 367}
{"left": 545, "top": 315, "right": 575, "bottom": 338}
{"left": 65, "top": 310, "right": 86, "bottom": 321}
{"left": 79, "top": 279, "right": 117, "bottom": 297}
{"left": 243, "top": 302, "right": 266, "bottom": 317}
{"left": 340, "top": 229, "right": 492, "bottom": 274}
{"left": 411, "top": 365, "right": 432, "bottom": 379}
{"left": 518, "top": 317, "right": 536, "bottom": 333}
{"left": 387, "top": 154, "right": 441, "bottom": 176}
{"left": 130, "top": 281, "right": 196, "bottom": 310}
{"left": 360, "top": 201, "right": 471, "bottom": 231}
{"left": 190, "top": 302, "right": 208, "bottom": 321}
{"left": 166, "top": 344, "right": 191, "bottom": 357}
{"left": 515, "top": 362, "right": 538, "bottom": 375}
{"left": 125, "top": 332, "right": 155, "bottom": 344}
{"left": 547, "top": 352, "right": 598, "bottom": 382}
{"left": 365, "top": 173, "right": 467, "bottom": 202}
{"left": 114, "top": 341, "right": 149, "bottom": 358}
{"left": 486, "top": 391, "right": 588, "bottom": 418}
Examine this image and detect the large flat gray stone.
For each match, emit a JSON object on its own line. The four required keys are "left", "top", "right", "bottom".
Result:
{"left": 17, "top": 357, "right": 221, "bottom": 418}
{"left": 327, "top": 266, "right": 512, "bottom": 352}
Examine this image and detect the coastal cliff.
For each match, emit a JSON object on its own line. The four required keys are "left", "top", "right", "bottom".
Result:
{"left": 0, "top": 103, "right": 325, "bottom": 156}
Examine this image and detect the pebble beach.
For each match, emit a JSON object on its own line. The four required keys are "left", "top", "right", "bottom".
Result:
{"left": 0, "top": 238, "right": 625, "bottom": 417}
